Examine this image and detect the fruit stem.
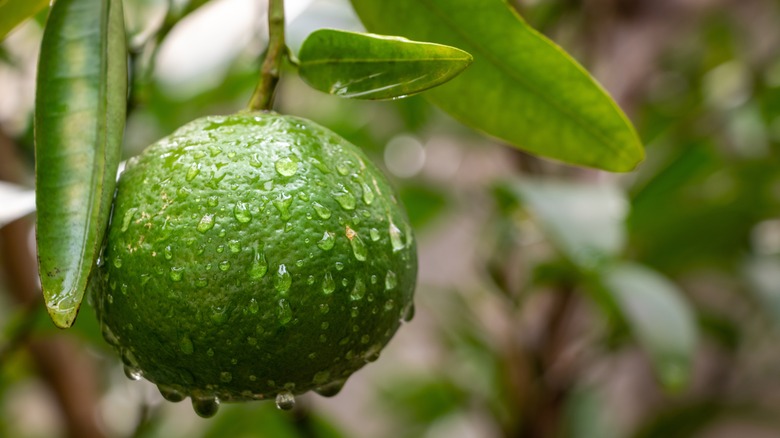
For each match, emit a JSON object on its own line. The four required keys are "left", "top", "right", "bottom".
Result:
{"left": 248, "top": 0, "right": 286, "bottom": 111}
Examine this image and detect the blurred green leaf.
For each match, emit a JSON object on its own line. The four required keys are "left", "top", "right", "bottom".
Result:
{"left": 202, "top": 403, "right": 345, "bottom": 438}
{"left": 298, "top": 29, "right": 472, "bottom": 100}
{"left": 35, "top": 0, "right": 127, "bottom": 328}
{"left": 563, "top": 386, "right": 617, "bottom": 438}
{"left": 399, "top": 184, "right": 449, "bottom": 229}
{"left": 601, "top": 263, "right": 698, "bottom": 391}
{"left": 502, "top": 178, "right": 628, "bottom": 270}
{"left": 379, "top": 376, "right": 468, "bottom": 426}
{"left": 0, "top": 0, "right": 48, "bottom": 41}
{"left": 350, "top": 0, "right": 644, "bottom": 171}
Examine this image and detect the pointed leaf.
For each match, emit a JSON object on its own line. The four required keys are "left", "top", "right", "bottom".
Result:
{"left": 350, "top": 0, "right": 644, "bottom": 171}
{"left": 601, "top": 263, "right": 698, "bottom": 391}
{"left": 504, "top": 178, "right": 628, "bottom": 270}
{"left": 0, "top": 0, "right": 49, "bottom": 41}
{"left": 298, "top": 28, "right": 472, "bottom": 100}
{"left": 35, "top": 0, "right": 127, "bottom": 328}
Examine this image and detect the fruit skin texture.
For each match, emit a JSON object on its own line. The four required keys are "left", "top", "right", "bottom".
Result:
{"left": 93, "top": 112, "right": 416, "bottom": 403}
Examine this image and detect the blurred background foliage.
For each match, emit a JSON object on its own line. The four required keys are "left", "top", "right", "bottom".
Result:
{"left": 2, "top": 0, "right": 780, "bottom": 437}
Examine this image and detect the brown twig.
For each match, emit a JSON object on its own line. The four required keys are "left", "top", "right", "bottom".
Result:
{"left": 248, "top": 0, "right": 286, "bottom": 111}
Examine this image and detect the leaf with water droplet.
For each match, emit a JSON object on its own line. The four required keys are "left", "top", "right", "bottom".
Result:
{"left": 299, "top": 29, "right": 473, "bottom": 100}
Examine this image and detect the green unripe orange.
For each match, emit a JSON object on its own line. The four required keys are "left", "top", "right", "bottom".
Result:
{"left": 92, "top": 112, "right": 416, "bottom": 417}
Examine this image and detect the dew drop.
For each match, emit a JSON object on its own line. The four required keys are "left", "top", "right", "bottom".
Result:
{"left": 277, "top": 299, "right": 292, "bottom": 324}
{"left": 250, "top": 249, "right": 268, "bottom": 279}
{"left": 335, "top": 161, "right": 351, "bottom": 176}
{"left": 124, "top": 365, "right": 142, "bottom": 381}
{"left": 369, "top": 228, "right": 380, "bottom": 241}
{"left": 228, "top": 240, "right": 241, "bottom": 253}
{"left": 219, "top": 260, "right": 231, "bottom": 271}
{"left": 319, "top": 303, "right": 330, "bottom": 314}
{"left": 234, "top": 202, "right": 252, "bottom": 223}
{"left": 207, "top": 196, "right": 219, "bottom": 207}
{"left": 389, "top": 223, "right": 404, "bottom": 251}
{"left": 350, "top": 277, "right": 366, "bottom": 301}
{"left": 180, "top": 336, "right": 194, "bottom": 354}
{"left": 385, "top": 271, "right": 397, "bottom": 290}
{"left": 317, "top": 231, "right": 335, "bottom": 251}
{"left": 121, "top": 208, "right": 138, "bottom": 232}
{"left": 192, "top": 395, "right": 220, "bottom": 418}
{"left": 273, "top": 193, "right": 293, "bottom": 220}
{"left": 332, "top": 188, "right": 356, "bottom": 211}
{"left": 158, "top": 385, "right": 185, "bottom": 402}
{"left": 322, "top": 272, "right": 335, "bottom": 295}
{"left": 312, "top": 202, "right": 331, "bottom": 219}
{"left": 275, "top": 391, "right": 296, "bottom": 410}
{"left": 195, "top": 277, "right": 208, "bottom": 288}
{"left": 361, "top": 182, "right": 374, "bottom": 205}
{"left": 275, "top": 157, "right": 298, "bottom": 177}
{"left": 384, "top": 299, "right": 395, "bottom": 311}
{"left": 248, "top": 298, "right": 260, "bottom": 314}
{"left": 275, "top": 264, "right": 291, "bottom": 293}
{"left": 186, "top": 163, "right": 200, "bottom": 181}
{"left": 249, "top": 154, "right": 263, "bottom": 168}
{"left": 335, "top": 262, "right": 344, "bottom": 271}
{"left": 163, "top": 245, "right": 173, "bottom": 260}
{"left": 170, "top": 266, "right": 184, "bottom": 282}
{"left": 197, "top": 215, "right": 215, "bottom": 233}
{"left": 314, "top": 379, "right": 346, "bottom": 398}
{"left": 347, "top": 229, "right": 367, "bottom": 261}
{"left": 370, "top": 275, "right": 378, "bottom": 285}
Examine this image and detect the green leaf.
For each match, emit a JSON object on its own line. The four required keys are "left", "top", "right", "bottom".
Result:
{"left": 601, "top": 263, "right": 698, "bottom": 391}
{"left": 298, "top": 29, "right": 472, "bottom": 100}
{"left": 35, "top": 0, "right": 127, "bottom": 328}
{"left": 0, "top": 0, "right": 49, "bottom": 41}
{"left": 350, "top": 0, "right": 644, "bottom": 171}
{"left": 502, "top": 178, "right": 628, "bottom": 270}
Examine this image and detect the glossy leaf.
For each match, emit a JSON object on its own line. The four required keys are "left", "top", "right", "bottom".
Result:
{"left": 0, "top": 0, "right": 48, "bottom": 41}
{"left": 350, "top": 0, "right": 644, "bottom": 171}
{"left": 503, "top": 178, "right": 628, "bottom": 270}
{"left": 298, "top": 28, "right": 472, "bottom": 100}
{"left": 35, "top": 0, "right": 127, "bottom": 328}
{"left": 601, "top": 263, "right": 698, "bottom": 391}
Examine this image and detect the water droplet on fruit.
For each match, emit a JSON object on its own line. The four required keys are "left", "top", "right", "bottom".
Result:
{"left": 180, "top": 336, "right": 194, "bottom": 354}
{"left": 234, "top": 202, "right": 252, "bottom": 223}
{"left": 335, "top": 262, "right": 344, "bottom": 271}
{"left": 192, "top": 395, "right": 220, "bottom": 418}
{"left": 322, "top": 272, "right": 335, "bottom": 294}
{"left": 361, "top": 182, "right": 374, "bottom": 205}
{"left": 124, "top": 365, "right": 142, "bottom": 381}
{"left": 113, "top": 257, "right": 122, "bottom": 268}
{"left": 351, "top": 277, "right": 366, "bottom": 300}
{"left": 403, "top": 303, "right": 416, "bottom": 322}
{"left": 220, "top": 372, "right": 233, "bottom": 383}
{"left": 348, "top": 232, "right": 367, "bottom": 261}
{"left": 186, "top": 163, "right": 200, "bottom": 181}
{"left": 369, "top": 228, "right": 380, "bottom": 241}
{"left": 248, "top": 298, "right": 259, "bottom": 314}
{"left": 314, "top": 379, "right": 345, "bottom": 398}
{"left": 158, "top": 385, "right": 185, "bottom": 402}
{"left": 389, "top": 223, "right": 404, "bottom": 251}
{"left": 275, "top": 157, "right": 298, "bottom": 176}
{"left": 385, "top": 271, "right": 397, "bottom": 290}
{"left": 197, "top": 215, "right": 215, "bottom": 233}
{"left": 219, "top": 260, "right": 231, "bottom": 271}
{"left": 313, "top": 371, "right": 330, "bottom": 385}
{"left": 312, "top": 202, "right": 331, "bottom": 219}
{"left": 273, "top": 193, "right": 293, "bottom": 220}
{"left": 195, "top": 277, "right": 207, "bottom": 287}
{"left": 277, "top": 299, "right": 292, "bottom": 324}
{"left": 332, "top": 188, "right": 356, "bottom": 211}
{"left": 275, "top": 264, "right": 291, "bottom": 293}
{"left": 275, "top": 391, "right": 295, "bottom": 410}
{"left": 249, "top": 154, "right": 263, "bottom": 168}
{"left": 170, "top": 267, "right": 183, "bottom": 281}
{"left": 121, "top": 208, "right": 137, "bottom": 232}
{"left": 228, "top": 240, "right": 241, "bottom": 253}
{"left": 317, "top": 231, "right": 335, "bottom": 250}
{"left": 207, "top": 196, "right": 219, "bottom": 207}
{"left": 164, "top": 245, "right": 173, "bottom": 260}
{"left": 384, "top": 299, "right": 395, "bottom": 311}
{"left": 336, "top": 161, "right": 351, "bottom": 175}
{"left": 250, "top": 249, "right": 268, "bottom": 279}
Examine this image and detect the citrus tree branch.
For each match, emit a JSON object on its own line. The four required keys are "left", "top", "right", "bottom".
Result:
{"left": 248, "top": 0, "right": 286, "bottom": 111}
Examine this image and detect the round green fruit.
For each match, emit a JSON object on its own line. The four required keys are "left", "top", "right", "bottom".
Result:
{"left": 92, "top": 112, "right": 417, "bottom": 417}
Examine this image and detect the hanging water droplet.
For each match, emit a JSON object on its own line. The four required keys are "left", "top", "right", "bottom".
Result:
{"left": 180, "top": 336, "right": 194, "bottom": 354}
{"left": 312, "top": 202, "right": 331, "bottom": 219}
{"left": 275, "top": 391, "right": 296, "bottom": 410}
{"left": 361, "top": 182, "right": 374, "bottom": 205}
{"left": 331, "top": 188, "right": 356, "bottom": 211}
{"left": 314, "top": 379, "right": 346, "bottom": 398}
{"left": 369, "top": 228, "right": 380, "bottom": 241}
{"left": 277, "top": 299, "right": 292, "bottom": 324}
{"left": 248, "top": 298, "right": 260, "bottom": 314}
{"left": 402, "top": 302, "right": 416, "bottom": 322}
{"left": 170, "top": 266, "right": 184, "bottom": 282}
{"left": 313, "top": 371, "right": 330, "bottom": 385}
{"left": 275, "top": 157, "right": 298, "bottom": 177}
{"left": 158, "top": 385, "right": 185, "bottom": 402}
{"left": 317, "top": 231, "right": 335, "bottom": 250}
{"left": 351, "top": 277, "right": 366, "bottom": 300}
{"left": 389, "top": 223, "right": 404, "bottom": 251}
{"left": 234, "top": 202, "right": 252, "bottom": 223}
{"left": 121, "top": 208, "right": 138, "bottom": 232}
{"left": 186, "top": 163, "right": 200, "bottom": 181}
{"left": 250, "top": 249, "right": 268, "bottom": 279}
{"left": 275, "top": 264, "right": 291, "bottom": 293}
{"left": 197, "top": 214, "right": 215, "bottom": 233}
{"left": 273, "top": 193, "right": 293, "bottom": 220}
{"left": 322, "top": 272, "right": 335, "bottom": 294}
{"left": 385, "top": 271, "right": 397, "bottom": 290}
{"left": 124, "top": 365, "right": 142, "bottom": 381}
{"left": 192, "top": 395, "right": 220, "bottom": 418}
